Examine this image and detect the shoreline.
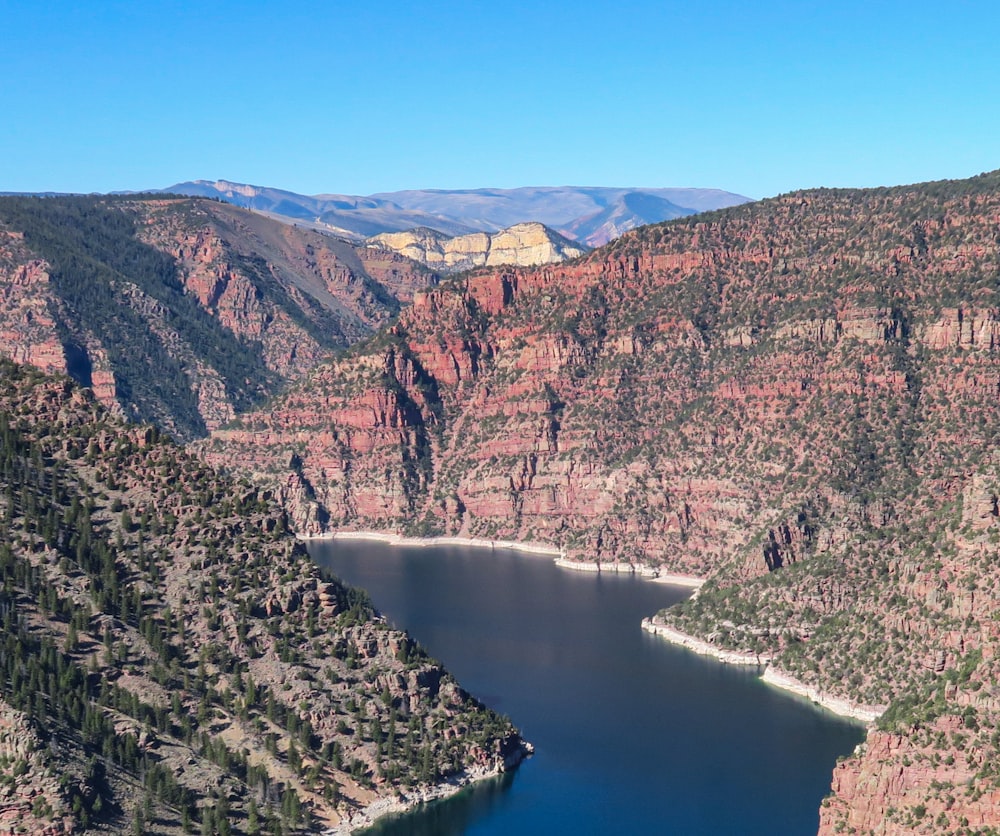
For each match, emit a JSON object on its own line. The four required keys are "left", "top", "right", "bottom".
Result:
{"left": 641, "top": 617, "right": 771, "bottom": 665}
{"left": 303, "top": 529, "right": 563, "bottom": 557}
{"left": 307, "top": 530, "right": 548, "bottom": 833}
{"left": 303, "top": 530, "right": 706, "bottom": 589}
{"left": 325, "top": 750, "right": 529, "bottom": 835}
{"left": 307, "top": 527, "right": 875, "bottom": 831}
{"left": 759, "top": 667, "right": 886, "bottom": 724}
{"left": 305, "top": 529, "right": 707, "bottom": 831}
{"left": 308, "top": 529, "right": 876, "bottom": 722}
{"left": 641, "top": 617, "right": 884, "bottom": 724}
{"left": 553, "top": 557, "right": 704, "bottom": 588}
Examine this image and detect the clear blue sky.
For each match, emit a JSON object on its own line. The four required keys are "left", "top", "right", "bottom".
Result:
{"left": 3, "top": 0, "right": 998, "bottom": 199}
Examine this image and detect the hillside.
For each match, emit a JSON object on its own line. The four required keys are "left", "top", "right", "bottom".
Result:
{"left": 366, "top": 222, "right": 588, "bottom": 273}
{"left": 204, "top": 170, "right": 1000, "bottom": 832}
{"left": 164, "top": 181, "right": 752, "bottom": 245}
{"left": 0, "top": 195, "right": 436, "bottom": 440}
{"left": 0, "top": 359, "right": 527, "bottom": 834}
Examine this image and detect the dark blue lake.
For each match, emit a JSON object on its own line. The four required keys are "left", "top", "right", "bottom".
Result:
{"left": 309, "top": 540, "right": 864, "bottom": 835}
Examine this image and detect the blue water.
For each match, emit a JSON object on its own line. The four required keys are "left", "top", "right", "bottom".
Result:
{"left": 309, "top": 541, "right": 864, "bottom": 835}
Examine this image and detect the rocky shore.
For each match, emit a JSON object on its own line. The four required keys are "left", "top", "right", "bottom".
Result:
{"left": 759, "top": 668, "right": 885, "bottom": 723}
{"left": 305, "top": 529, "right": 563, "bottom": 557}
{"left": 649, "top": 572, "right": 705, "bottom": 589}
{"left": 641, "top": 617, "right": 770, "bottom": 665}
{"left": 307, "top": 531, "right": 706, "bottom": 589}
{"left": 326, "top": 742, "right": 533, "bottom": 835}
{"left": 641, "top": 617, "right": 884, "bottom": 723}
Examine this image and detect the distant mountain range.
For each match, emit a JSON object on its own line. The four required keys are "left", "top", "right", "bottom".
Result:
{"left": 161, "top": 180, "right": 753, "bottom": 246}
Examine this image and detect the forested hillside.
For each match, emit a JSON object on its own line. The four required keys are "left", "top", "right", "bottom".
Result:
{"left": 0, "top": 360, "right": 525, "bottom": 834}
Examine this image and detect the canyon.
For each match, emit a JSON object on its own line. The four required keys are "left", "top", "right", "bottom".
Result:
{"left": 6, "top": 172, "right": 1000, "bottom": 831}
{"left": 202, "top": 171, "right": 1000, "bottom": 833}
{"left": 0, "top": 195, "right": 436, "bottom": 440}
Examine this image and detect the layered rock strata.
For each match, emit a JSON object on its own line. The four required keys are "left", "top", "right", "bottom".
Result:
{"left": 206, "top": 171, "right": 1000, "bottom": 832}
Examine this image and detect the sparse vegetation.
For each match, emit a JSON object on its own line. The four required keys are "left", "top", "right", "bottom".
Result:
{"left": 0, "top": 360, "right": 525, "bottom": 833}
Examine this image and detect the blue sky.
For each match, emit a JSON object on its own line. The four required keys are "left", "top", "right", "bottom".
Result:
{"left": 3, "top": 1, "right": 998, "bottom": 198}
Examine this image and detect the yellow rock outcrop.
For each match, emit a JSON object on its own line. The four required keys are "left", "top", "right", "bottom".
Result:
{"left": 368, "top": 222, "right": 587, "bottom": 272}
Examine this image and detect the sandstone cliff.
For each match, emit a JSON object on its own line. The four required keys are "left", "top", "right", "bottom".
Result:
{"left": 205, "top": 175, "right": 1000, "bottom": 573}
{"left": 204, "top": 170, "right": 1000, "bottom": 832}
{"left": 0, "top": 195, "right": 437, "bottom": 440}
{"left": 366, "top": 222, "right": 588, "bottom": 273}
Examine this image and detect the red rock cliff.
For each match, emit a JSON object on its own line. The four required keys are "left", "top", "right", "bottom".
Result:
{"left": 206, "top": 173, "right": 1000, "bottom": 832}
{"left": 0, "top": 196, "right": 436, "bottom": 439}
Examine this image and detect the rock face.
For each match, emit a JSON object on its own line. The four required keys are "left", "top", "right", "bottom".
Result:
{"left": 820, "top": 719, "right": 1000, "bottom": 835}
{"left": 204, "top": 170, "right": 1000, "bottom": 832}
{"left": 367, "top": 223, "right": 588, "bottom": 272}
{"left": 0, "top": 195, "right": 437, "bottom": 440}
{"left": 204, "top": 173, "right": 1000, "bottom": 571}
{"left": 0, "top": 360, "right": 527, "bottom": 833}
{"left": 0, "top": 701, "right": 75, "bottom": 835}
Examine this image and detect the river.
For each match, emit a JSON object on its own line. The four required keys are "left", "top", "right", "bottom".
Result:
{"left": 309, "top": 539, "right": 864, "bottom": 835}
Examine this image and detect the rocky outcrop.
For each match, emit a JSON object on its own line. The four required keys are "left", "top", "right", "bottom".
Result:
{"left": 367, "top": 222, "right": 588, "bottom": 273}
{"left": 820, "top": 717, "right": 1000, "bottom": 835}
{"left": 0, "top": 255, "right": 64, "bottom": 373}
{"left": 0, "top": 702, "right": 75, "bottom": 836}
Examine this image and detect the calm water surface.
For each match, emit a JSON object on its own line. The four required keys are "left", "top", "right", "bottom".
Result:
{"left": 309, "top": 541, "right": 864, "bottom": 835}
